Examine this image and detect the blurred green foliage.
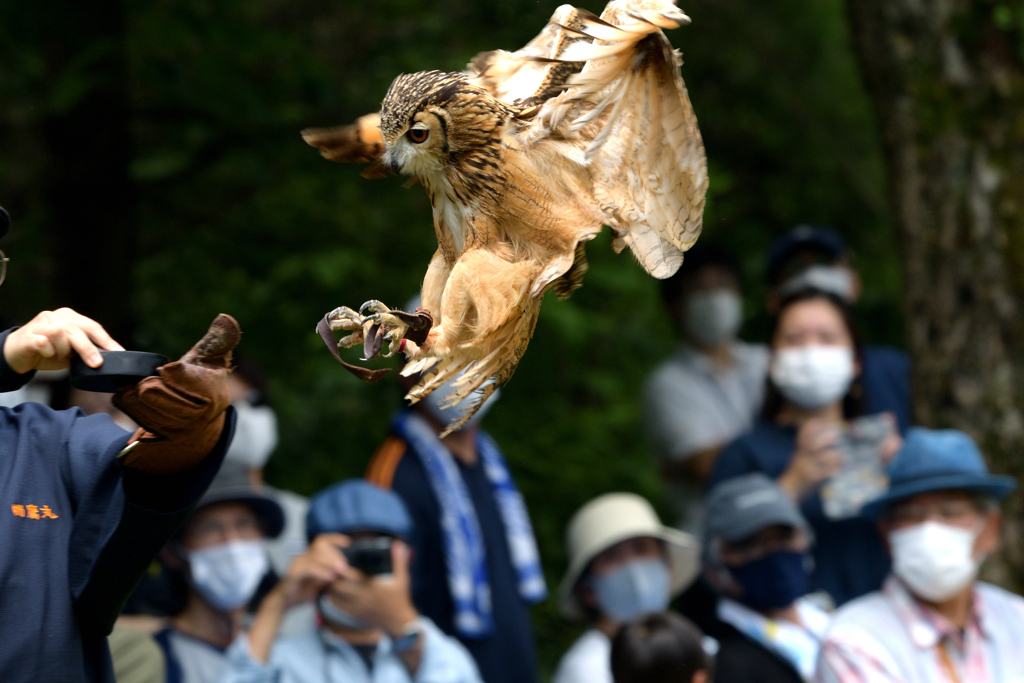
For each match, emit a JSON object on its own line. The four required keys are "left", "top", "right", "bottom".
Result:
{"left": 0, "top": 0, "right": 900, "bottom": 675}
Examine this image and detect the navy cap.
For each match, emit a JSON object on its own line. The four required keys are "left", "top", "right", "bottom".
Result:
{"left": 0, "top": 206, "right": 9, "bottom": 239}
{"left": 306, "top": 479, "right": 413, "bottom": 542}
{"left": 766, "top": 225, "right": 847, "bottom": 284}
{"left": 862, "top": 428, "right": 1017, "bottom": 517}
{"left": 704, "top": 473, "right": 809, "bottom": 545}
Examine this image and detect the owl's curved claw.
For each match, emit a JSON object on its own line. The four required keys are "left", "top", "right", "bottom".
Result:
{"left": 327, "top": 306, "right": 367, "bottom": 348}
{"left": 359, "top": 299, "right": 390, "bottom": 325}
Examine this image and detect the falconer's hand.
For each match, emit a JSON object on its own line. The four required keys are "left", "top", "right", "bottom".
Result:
{"left": 113, "top": 314, "right": 241, "bottom": 475}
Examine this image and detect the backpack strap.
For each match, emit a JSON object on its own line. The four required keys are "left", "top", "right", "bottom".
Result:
{"left": 365, "top": 436, "right": 407, "bottom": 489}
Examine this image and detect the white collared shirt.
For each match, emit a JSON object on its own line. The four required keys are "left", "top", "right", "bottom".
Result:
{"left": 718, "top": 597, "right": 830, "bottom": 681}
{"left": 815, "top": 575, "right": 1024, "bottom": 682}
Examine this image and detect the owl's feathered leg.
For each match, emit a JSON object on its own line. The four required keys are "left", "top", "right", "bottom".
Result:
{"left": 399, "top": 249, "right": 543, "bottom": 434}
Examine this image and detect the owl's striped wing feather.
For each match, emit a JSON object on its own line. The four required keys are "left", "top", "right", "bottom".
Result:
{"left": 467, "top": 5, "right": 589, "bottom": 106}
{"left": 528, "top": 0, "right": 708, "bottom": 279}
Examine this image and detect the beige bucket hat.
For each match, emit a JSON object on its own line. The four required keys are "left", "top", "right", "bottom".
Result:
{"left": 557, "top": 492, "right": 700, "bottom": 622}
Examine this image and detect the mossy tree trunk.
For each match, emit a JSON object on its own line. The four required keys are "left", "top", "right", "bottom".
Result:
{"left": 845, "top": 1, "right": 1024, "bottom": 586}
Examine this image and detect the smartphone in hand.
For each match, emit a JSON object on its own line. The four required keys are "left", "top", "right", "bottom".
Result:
{"left": 820, "top": 414, "right": 893, "bottom": 519}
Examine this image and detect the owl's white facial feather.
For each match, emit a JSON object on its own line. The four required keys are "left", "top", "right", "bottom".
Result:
{"left": 386, "top": 137, "right": 445, "bottom": 176}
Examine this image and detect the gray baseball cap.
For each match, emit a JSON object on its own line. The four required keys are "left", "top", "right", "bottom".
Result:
{"left": 704, "top": 473, "right": 809, "bottom": 545}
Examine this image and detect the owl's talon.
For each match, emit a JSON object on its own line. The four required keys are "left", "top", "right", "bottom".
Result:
{"left": 359, "top": 300, "right": 389, "bottom": 317}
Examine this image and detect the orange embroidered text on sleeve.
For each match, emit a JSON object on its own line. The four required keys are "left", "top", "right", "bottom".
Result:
{"left": 11, "top": 504, "right": 60, "bottom": 519}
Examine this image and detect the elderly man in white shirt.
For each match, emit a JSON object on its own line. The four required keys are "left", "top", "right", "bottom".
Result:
{"left": 815, "top": 428, "right": 1024, "bottom": 683}
{"left": 218, "top": 480, "right": 482, "bottom": 683}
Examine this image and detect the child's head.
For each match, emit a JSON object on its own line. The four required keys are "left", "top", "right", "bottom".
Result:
{"left": 610, "top": 612, "right": 711, "bottom": 683}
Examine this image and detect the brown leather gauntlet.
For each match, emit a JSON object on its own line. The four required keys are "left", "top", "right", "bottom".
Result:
{"left": 113, "top": 314, "right": 241, "bottom": 475}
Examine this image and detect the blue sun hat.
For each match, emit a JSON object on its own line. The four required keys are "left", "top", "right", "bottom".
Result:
{"left": 861, "top": 427, "right": 1017, "bottom": 518}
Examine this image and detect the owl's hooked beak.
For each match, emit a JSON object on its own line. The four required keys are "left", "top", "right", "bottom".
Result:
{"left": 362, "top": 152, "right": 402, "bottom": 179}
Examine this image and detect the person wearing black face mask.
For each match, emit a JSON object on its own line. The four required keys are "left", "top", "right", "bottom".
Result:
{"left": 703, "top": 474, "right": 830, "bottom": 683}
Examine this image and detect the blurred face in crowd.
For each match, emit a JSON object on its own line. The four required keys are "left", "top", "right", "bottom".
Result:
{"left": 772, "top": 297, "right": 853, "bottom": 351}
{"left": 580, "top": 536, "right": 672, "bottom": 624}
{"left": 880, "top": 490, "right": 1001, "bottom": 603}
{"left": 318, "top": 531, "right": 406, "bottom": 633}
{"left": 769, "top": 296, "right": 860, "bottom": 412}
{"left": 180, "top": 502, "right": 263, "bottom": 551}
{"left": 718, "top": 524, "right": 811, "bottom": 613}
{"left": 676, "top": 264, "right": 743, "bottom": 349}
{"left": 178, "top": 502, "right": 270, "bottom": 613}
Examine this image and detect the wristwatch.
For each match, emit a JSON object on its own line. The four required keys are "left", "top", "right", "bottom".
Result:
{"left": 391, "top": 619, "right": 425, "bottom": 653}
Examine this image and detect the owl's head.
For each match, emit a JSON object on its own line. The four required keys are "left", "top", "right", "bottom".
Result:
{"left": 377, "top": 70, "right": 514, "bottom": 177}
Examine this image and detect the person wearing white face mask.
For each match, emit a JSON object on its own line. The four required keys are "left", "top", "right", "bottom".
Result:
{"left": 765, "top": 225, "right": 912, "bottom": 434}
{"left": 153, "top": 464, "right": 284, "bottom": 683}
{"left": 816, "top": 428, "right": 1024, "bottom": 683}
{"left": 644, "top": 246, "right": 769, "bottom": 534}
{"left": 218, "top": 479, "right": 483, "bottom": 683}
{"left": 553, "top": 493, "right": 701, "bottom": 683}
{"left": 710, "top": 289, "right": 902, "bottom": 608}
{"left": 223, "top": 356, "right": 315, "bottom": 638}
{"left": 362, "top": 312, "right": 545, "bottom": 683}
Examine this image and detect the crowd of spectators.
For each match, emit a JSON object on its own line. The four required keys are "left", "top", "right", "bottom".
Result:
{"left": 3, "top": 211, "right": 1024, "bottom": 683}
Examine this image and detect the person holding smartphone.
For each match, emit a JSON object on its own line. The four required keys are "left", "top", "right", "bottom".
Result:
{"left": 709, "top": 288, "right": 902, "bottom": 608}
{"left": 218, "top": 479, "right": 483, "bottom": 683}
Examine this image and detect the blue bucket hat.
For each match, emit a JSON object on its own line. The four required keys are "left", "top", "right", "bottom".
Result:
{"left": 306, "top": 479, "right": 413, "bottom": 542}
{"left": 861, "top": 427, "right": 1017, "bottom": 518}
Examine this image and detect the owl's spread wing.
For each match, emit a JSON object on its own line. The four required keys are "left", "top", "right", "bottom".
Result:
{"left": 522, "top": 0, "right": 708, "bottom": 279}
{"left": 466, "top": 5, "right": 589, "bottom": 106}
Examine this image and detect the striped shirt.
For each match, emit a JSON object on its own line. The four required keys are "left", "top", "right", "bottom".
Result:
{"left": 815, "top": 575, "right": 1024, "bottom": 682}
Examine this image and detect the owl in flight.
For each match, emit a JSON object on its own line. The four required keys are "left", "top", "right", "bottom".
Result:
{"left": 308, "top": 0, "right": 707, "bottom": 434}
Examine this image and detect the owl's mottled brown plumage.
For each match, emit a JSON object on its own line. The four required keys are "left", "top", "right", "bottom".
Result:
{"left": 307, "top": 0, "right": 708, "bottom": 433}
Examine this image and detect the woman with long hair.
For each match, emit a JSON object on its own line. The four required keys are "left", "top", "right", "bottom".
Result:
{"left": 708, "top": 288, "right": 901, "bottom": 607}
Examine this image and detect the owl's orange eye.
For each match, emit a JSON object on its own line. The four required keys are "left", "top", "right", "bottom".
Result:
{"left": 407, "top": 128, "right": 429, "bottom": 144}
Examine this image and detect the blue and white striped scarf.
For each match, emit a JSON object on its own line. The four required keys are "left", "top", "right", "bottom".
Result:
{"left": 392, "top": 410, "right": 547, "bottom": 638}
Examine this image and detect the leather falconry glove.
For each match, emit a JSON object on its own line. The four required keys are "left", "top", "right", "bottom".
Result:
{"left": 113, "top": 314, "right": 241, "bottom": 475}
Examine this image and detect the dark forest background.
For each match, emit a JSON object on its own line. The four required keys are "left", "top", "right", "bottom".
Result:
{"left": 0, "top": 0, "right": 915, "bottom": 673}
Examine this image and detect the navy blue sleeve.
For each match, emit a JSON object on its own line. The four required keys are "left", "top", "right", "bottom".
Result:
{"left": 707, "top": 435, "right": 759, "bottom": 490}
{"left": 70, "top": 408, "right": 234, "bottom": 638}
{"left": 0, "top": 328, "right": 35, "bottom": 392}
{"left": 861, "top": 345, "right": 913, "bottom": 434}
